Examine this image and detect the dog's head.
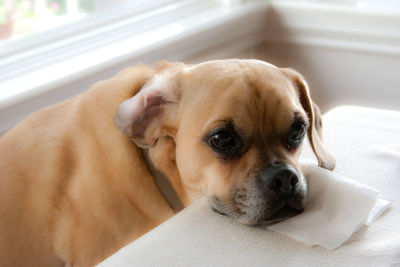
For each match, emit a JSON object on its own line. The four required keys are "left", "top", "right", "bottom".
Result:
{"left": 114, "top": 59, "right": 335, "bottom": 225}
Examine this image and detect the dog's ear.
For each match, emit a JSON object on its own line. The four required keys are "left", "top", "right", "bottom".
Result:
{"left": 282, "top": 68, "right": 336, "bottom": 170}
{"left": 114, "top": 65, "right": 181, "bottom": 148}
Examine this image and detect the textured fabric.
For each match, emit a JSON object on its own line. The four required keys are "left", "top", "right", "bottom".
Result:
{"left": 98, "top": 106, "right": 400, "bottom": 267}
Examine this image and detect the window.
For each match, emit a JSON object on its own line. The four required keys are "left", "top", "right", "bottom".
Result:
{"left": 0, "top": 0, "right": 95, "bottom": 41}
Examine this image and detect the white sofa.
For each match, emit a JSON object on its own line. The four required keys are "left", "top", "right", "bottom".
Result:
{"left": 99, "top": 106, "right": 400, "bottom": 266}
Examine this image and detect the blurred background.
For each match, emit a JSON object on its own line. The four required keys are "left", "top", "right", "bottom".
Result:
{"left": 0, "top": 0, "right": 399, "bottom": 135}
{"left": 0, "top": 0, "right": 94, "bottom": 40}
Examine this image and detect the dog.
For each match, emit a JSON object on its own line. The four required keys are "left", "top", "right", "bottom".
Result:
{"left": 0, "top": 59, "right": 335, "bottom": 266}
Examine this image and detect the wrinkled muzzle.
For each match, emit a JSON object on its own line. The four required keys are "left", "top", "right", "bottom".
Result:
{"left": 209, "top": 162, "right": 307, "bottom": 225}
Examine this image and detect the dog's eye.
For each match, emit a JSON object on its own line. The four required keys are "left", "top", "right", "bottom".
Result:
{"left": 287, "top": 120, "right": 307, "bottom": 149}
{"left": 210, "top": 131, "right": 236, "bottom": 151}
{"left": 205, "top": 125, "right": 243, "bottom": 161}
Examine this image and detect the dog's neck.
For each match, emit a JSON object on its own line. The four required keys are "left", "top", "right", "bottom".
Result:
{"left": 141, "top": 137, "right": 204, "bottom": 211}
{"left": 141, "top": 149, "right": 184, "bottom": 211}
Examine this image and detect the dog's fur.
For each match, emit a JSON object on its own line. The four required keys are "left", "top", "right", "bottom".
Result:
{"left": 0, "top": 60, "right": 334, "bottom": 266}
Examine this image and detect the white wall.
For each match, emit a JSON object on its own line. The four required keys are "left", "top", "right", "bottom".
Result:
{"left": 253, "top": 43, "right": 400, "bottom": 113}
{"left": 258, "top": 2, "right": 400, "bottom": 112}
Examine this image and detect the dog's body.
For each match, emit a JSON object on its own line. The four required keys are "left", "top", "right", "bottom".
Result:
{"left": 0, "top": 60, "right": 334, "bottom": 266}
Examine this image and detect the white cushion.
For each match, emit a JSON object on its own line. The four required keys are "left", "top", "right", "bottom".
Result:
{"left": 98, "top": 106, "right": 400, "bottom": 266}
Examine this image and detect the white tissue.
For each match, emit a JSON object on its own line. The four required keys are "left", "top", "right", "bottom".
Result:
{"left": 267, "top": 164, "right": 392, "bottom": 250}
{"left": 365, "top": 198, "right": 392, "bottom": 226}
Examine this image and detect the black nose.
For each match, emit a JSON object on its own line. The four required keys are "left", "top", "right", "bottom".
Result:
{"left": 261, "top": 163, "right": 299, "bottom": 194}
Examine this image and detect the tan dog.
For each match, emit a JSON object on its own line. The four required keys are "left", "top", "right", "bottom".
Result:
{"left": 0, "top": 59, "right": 335, "bottom": 266}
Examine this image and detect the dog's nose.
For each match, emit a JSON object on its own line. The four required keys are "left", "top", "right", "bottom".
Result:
{"left": 269, "top": 168, "right": 298, "bottom": 193}
{"left": 261, "top": 163, "right": 299, "bottom": 194}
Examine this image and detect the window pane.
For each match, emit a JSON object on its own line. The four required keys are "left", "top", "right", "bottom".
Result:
{"left": 0, "top": 0, "right": 95, "bottom": 41}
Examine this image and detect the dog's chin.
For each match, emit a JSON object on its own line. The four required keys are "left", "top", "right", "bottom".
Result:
{"left": 210, "top": 199, "right": 303, "bottom": 226}
{"left": 258, "top": 206, "right": 303, "bottom": 226}
{"left": 232, "top": 206, "right": 303, "bottom": 226}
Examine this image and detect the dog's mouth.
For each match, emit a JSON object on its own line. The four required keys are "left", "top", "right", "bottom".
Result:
{"left": 209, "top": 196, "right": 304, "bottom": 226}
{"left": 259, "top": 205, "right": 303, "bottom": 226}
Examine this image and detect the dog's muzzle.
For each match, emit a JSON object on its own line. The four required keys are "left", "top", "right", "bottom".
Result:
{"left": 254, "top": 162, "right": 306, "bottom": 224}
{"left": 209, "top": 162, "right": 307, "bottom": 226}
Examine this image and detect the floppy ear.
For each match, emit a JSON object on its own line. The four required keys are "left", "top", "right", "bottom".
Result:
{"left": 114, "top": 70, "right": 180, "bottom": 148}
{"left": 282, "top": 68, "right": 336, "bottom": 170}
